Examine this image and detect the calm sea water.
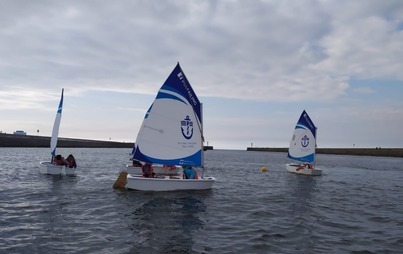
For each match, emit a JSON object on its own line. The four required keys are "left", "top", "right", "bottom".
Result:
{"left": 1, "top": 148, "right": 402, "bottom": 254}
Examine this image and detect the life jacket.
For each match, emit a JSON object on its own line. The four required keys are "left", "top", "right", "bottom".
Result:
{"left": 66, "top": 158, "right": 76, "bottom": 168}
{"left": 296, "top": 163, "right": 307, "bottom": 171}
{"left": 54, "top": 157, "right": 66, "bottom": 166}
{"left": 183, "top": 168, "right": 197, "bottom": 179}
{"left": 164, "top": 165, "right": 177, "bottom": 171}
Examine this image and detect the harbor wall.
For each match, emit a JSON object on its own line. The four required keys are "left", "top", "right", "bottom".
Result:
{"left": 0, "top": 133, "right": 133, "bottom": 148}
{"left": 246, "top": 147, "right": 403, "bottom": 158}
{"left": 0, "top": 133, "right": 214, "bottom": 150}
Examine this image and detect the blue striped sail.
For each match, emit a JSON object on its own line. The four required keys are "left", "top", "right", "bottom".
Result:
{"left": 50, "top": 89, "right": 64, "bottom": 157}
{"left": 132, "top": 63, "right": 203, "bottom": 166}
{"left": 287, "top": 110, "right": 317, "bottom": 163}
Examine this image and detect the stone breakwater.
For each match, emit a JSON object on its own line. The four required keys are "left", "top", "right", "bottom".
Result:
{"left": 0, "top": 133, "right": 133, "bottom": 148}
{"left": 247, "top": 147, "right": 403, "bottom": 158}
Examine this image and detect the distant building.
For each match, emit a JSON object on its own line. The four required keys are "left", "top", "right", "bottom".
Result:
{"left": 14, "top": 130, "right": 27, "bottom": 135}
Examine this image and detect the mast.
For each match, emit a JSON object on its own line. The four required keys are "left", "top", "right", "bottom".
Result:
{"left": 313, "top": 127, "right": 317, "bottom": 166}
{"left": 200, "top": 103, "right": 205, "bottom": 177}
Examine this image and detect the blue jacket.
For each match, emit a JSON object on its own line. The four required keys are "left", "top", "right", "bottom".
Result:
{"left": 183, "top": 167, "right": 196, "bottom": 179}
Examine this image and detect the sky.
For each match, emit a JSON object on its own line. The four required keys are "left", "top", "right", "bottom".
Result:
{"left": 1, "top": 0, "right": 402, "bottom": 150}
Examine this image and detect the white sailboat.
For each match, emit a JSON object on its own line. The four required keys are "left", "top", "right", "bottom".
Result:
{"left": 125, "top": 63, "right": 215, "bottom": 191}
{"left": 39, "top": 89, "right": 77, "bottom": 176}
{"left": 286, "top": 110, "right": 322, "bottom": 176}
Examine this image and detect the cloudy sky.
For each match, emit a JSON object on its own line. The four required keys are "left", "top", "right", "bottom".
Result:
{"left": 1, "top": 0, "right": 402, "bottom": 149}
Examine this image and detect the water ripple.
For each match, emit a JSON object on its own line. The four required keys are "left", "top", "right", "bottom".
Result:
{"left": 1, "top": 148, "right": 403, "bottom": 253}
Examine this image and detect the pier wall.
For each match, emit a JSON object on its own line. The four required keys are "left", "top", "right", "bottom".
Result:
{"left": 246, "top": 147, "right": 403, "bottom": 158}
{"left": 0, "top": 133, "right": 133, "bottom": 148}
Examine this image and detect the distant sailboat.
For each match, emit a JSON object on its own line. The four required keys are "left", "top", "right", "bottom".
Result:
{"left": 124, "top": 63, "right": 215, "bottom": 191}
{"left": 286, "top": 110, "right": 322, "bottom": 176}
{"left": 39, "top": 89, "right": 77, "bottom": 176}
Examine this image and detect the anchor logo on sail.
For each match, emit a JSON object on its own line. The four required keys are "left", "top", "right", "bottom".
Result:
{"left": 301, "top": 135, "right": 309, "bottom": 147}
{"left": 181, "top": 115, "right": 194, "bottom": 140}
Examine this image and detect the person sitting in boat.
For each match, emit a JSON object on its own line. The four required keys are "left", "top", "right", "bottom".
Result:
{"left": 296, "top": 163, "right": 308, "bottom": 171}
{"left": 142, "top": 163, "right": 155, "bottom": 178}
{"left": 132, "top": 159, "right": 142, "bottom": 167}
{"left": 183, "top": 166, "right": 198, "bottom": 179}
{"left": 66, "top": 154, "right": 77, "bottom": 168}
{"left": 163, "top": 165, "right": 177, "bottom": 172}
{"left": 54, "top": 154, "right": 68, "bottom": 166}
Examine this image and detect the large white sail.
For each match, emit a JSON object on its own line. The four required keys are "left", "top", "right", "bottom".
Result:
{"left": 132, "top": 63, "right": 203, "bottom": 166}
{"left": 50, "top": 89, "right": 64, "bottom": 157}
{"left": 287, "top": 110, "right": 316, "bottom": 163}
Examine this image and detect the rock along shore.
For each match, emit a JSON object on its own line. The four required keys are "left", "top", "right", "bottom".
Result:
{"left": 246, "top": 147, "right": 403, "bottom": 158}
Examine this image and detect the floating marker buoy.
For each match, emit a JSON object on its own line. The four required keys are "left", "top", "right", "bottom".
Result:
{"left": 261, "top": 166, "right": 267, "bottom": 172}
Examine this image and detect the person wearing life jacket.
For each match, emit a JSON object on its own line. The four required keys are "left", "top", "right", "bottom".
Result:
{"left": 65, "top": 154, "right": 77, "bottom": 168}
{"left": 296, "top": 162, "right": 308, "bottom": 171}
{"left": 142, "top": 163, "right": 155, "bottom": 178}
{"left": 163, "top": 165, "right": 177, "bottom": 171}
{"left": 183, "top": 166, "right": 198, "bottom": 179}
{"left": 54, "top": 154, "right": 68, "bottom": 166}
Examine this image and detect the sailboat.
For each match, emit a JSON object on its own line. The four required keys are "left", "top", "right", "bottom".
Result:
{"left": 39, "top": 89, "right": 76, "bottom": 176}
{"left": 125, "top": 63, "right": 215, "bottom": 191}
{"left": 286, "top": 110, "right": 322, "bottom": 176}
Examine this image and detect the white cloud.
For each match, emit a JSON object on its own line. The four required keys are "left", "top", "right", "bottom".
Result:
{"left": 1, "top": 0, "right": 402, "bottom": 101}
{"left": 1, "top": 0, "right": 403, "bottom": 148}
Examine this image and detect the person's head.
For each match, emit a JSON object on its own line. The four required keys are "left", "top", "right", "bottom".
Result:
{"left": 55, "top": 155, "right": 61, "bottom": 160}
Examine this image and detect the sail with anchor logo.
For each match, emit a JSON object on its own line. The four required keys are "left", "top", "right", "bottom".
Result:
{"left": 131, "top": 63, "right": 203, "bottom": 167}
{"left": 286, "top": 110, "right": 322, "bottom": 176}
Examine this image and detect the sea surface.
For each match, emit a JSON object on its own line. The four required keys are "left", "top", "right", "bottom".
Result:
{"left": 1, "top": 148, "right": 402, "bottom": 254}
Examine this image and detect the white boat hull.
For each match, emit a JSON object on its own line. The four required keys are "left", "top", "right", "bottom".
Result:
{"left": 126, "top": 164, "right": 179, "bottom": 176}
{"left": 125, "top": 175, "right": 215, "bottom": 191}
{"left": 40, "top": 161, "right": 77, "bottom": 176}
{"left": 62, "top": 167, "right": 77, "bottom": 176}
{"left": 286, "top": 163, "right": 322, "bottom": 176}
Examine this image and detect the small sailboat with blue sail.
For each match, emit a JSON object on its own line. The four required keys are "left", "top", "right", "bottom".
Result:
{"left": 124, "top": 63, "right": 215, "bottom": 191}
{"left": 286, "top": 110, "right": 322, "bottom": 176}
{"left": 39, "top": 89, "right": 77, "bottom": 176}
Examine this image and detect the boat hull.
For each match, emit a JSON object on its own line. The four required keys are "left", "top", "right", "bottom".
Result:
{"left": 39, "top": 161, "right": 77, "bottom": 176}
{"left": 125, "top": 175, "right": 215, "bottom": 191}
{"left": 286, "top": 163, "right": 322, "bottom": 176}
{"left": 62, "top": 167, "right": 77, "bottom": 176}
{"left": 126, "top": 164, "right": 179, "bottom": 176}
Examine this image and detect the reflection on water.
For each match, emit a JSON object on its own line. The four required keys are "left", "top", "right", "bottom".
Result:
{"left": 284, "top": 174, "right": 319, "bottom": 252}
{"left": 119, "top": 191, "right": 211, "bottom": 253}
